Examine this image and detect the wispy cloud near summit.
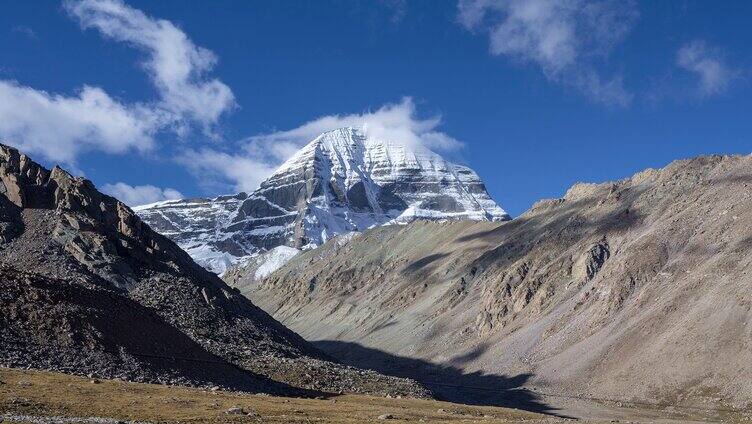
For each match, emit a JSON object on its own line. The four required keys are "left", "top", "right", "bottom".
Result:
{"left": 180, "top": 98, "right": 466, "bottom": 195}
{"left": 250, "top": 97, "right": 463, "bottom": 154}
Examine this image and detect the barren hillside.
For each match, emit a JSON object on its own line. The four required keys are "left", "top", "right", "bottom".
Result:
{"left": 242, "top": 154, "right": 752, "bottom": 407}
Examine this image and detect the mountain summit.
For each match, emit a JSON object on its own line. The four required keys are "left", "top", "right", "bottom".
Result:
{"left": 138, "top": 127, "right": 508, "bottom": 273}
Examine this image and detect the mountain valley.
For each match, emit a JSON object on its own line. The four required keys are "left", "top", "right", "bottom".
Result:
{"left": 233, "top": 154, "right": 752, "bottom": 410}
{"left": 3, "top": 143, "right": 752, "bottom": 423}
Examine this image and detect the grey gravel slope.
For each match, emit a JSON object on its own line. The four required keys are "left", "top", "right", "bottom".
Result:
{"left": 242, "top": 154, "right": 752, "bottom": 407}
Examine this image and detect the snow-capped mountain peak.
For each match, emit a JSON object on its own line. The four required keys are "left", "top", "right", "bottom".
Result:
{"left": 137, "top": 127, "right": 508, "bottom": 273}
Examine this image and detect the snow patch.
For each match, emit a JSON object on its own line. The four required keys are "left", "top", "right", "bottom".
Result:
{"left": 136, "top": 127, "right": 508, "bottom": 275}
{"left": 254, "top": 246, "right": 300, "bottom": 280}
{"left": 184, "top": 243, "right": 240, "bottom": 275}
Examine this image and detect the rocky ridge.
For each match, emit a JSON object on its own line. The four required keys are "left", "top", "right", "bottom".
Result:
{"left": 0, "top": 143, "right": 429, "bottom": 398}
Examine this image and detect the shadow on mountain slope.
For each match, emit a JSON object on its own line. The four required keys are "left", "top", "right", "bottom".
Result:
{"left": 456, "top": 192, "right": 644, "bottom": 246}
{"left": 403, "top": 253, "right": 450, "bottom": 274}
{"left": 312, "top": 340, "right": 570, "bottom": 418}
{"left": 0, "top": 266, "right": 323, "bottom": 397}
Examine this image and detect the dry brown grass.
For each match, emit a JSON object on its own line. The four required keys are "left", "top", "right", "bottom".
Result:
{"left": 0, "top": 367, "right": 565, "bottom": 423}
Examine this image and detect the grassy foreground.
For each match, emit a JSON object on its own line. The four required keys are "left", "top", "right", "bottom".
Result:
{"left": 0, "top": 367, "right": 562, "bottom": 423}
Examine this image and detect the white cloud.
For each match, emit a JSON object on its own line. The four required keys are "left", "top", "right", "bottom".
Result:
{"left": 181, "top": 98, "right": 464, "bottom": 194}
{"left": 676, "top": 40, "right": 732, "bottom": 97}
{"left": 0, "top": 81, "right": 157, "bottom": 164}
{"left": 176, "top": 149, "right": 277, "bottom": 194}
{"left": 458, "top": 0, "right": 637, "bottom": 106}
{"left": 66, "top": 0, "right": 235, "bottom": 134}
{"left": 250, "top": 97, "right": 463, "bottom": 153}
{"left": 101, "top": 182, "right": 183, "bottom": 206}
{"left": 0, "top": 0, "right": 234, "bottom": 165}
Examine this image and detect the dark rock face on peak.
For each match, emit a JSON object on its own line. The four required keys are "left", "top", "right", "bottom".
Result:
{"left": 137, "top": 127, "right": 508, "bottom": 273}
{"left": 0, "top": 144, "right": 429, "bottom": 398}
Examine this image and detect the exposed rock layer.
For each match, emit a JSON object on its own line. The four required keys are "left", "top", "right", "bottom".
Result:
{"left": 241, "top": 154, "right": 752, "bottom": 406}
{"left": 138, "top": 128, "right": 508, "bottom": 273}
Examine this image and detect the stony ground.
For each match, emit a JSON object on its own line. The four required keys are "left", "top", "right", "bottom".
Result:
{"left": 3, "top": 367, "right": 740, "bottom": 424}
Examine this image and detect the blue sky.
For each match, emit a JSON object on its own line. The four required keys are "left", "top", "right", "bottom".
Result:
{"left": 1, "top": 0, "right": 750, "bottom": 216}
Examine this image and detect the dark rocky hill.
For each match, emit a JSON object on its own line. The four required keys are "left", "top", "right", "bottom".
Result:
{"left": 0, "top": 144, "right": 429, "bottom": 398}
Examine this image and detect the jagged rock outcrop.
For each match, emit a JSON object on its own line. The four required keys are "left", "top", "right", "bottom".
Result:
{"left": 0, "top": 144, "right": 429, "bottom": 398}
{"left": 137, "top": 127, "right": 508, "bottom": 273}
{"left": 243, "top": 154, "right": 752, "bottom": 407}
